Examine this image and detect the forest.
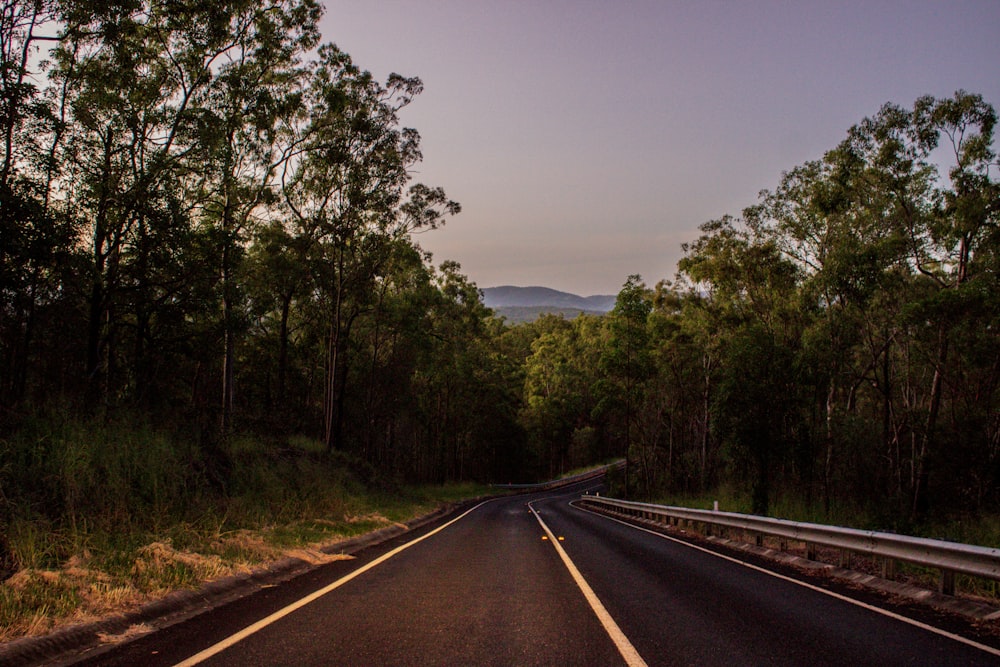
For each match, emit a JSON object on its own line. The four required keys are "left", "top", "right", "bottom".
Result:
{"left": 2, "top": 0, "right": 999, "bottom": 585}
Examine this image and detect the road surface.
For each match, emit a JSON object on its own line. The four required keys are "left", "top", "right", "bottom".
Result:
{"left": 64, "top": 478, "right": 1000, "bottom": 666}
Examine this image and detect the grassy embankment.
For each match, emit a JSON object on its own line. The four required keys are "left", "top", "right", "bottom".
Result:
{"left": 0, "top": 416, "right": 492, "bottom": 643}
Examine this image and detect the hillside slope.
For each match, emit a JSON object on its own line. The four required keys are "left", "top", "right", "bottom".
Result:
{"left": 482, "top": 286, "right": 616, "bottom": 312}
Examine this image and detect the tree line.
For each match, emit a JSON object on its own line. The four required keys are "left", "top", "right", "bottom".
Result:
{"left": 0, "top": 0, "right": 523, "bottom": 527}
{"left": 539, "top": 90, "right": 999, "bottom": 524}
{"left": 2, "top": 0, "right": 998, "bottom": 542}
{"left": 482, "top": 91, "right": 998, "bottom": 527}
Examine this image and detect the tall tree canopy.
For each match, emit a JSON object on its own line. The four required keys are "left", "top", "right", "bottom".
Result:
{"left": 1, "top": 12, "right": 997, "bottom": 543}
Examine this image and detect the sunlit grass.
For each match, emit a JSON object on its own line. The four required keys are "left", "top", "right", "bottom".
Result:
{"left": 559, "top": 459, "right": 624, "bottom": 480}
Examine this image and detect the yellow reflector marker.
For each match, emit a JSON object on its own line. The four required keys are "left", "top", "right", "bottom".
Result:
{"left": 529, "top": 503, "right": 648, "bottom": 667}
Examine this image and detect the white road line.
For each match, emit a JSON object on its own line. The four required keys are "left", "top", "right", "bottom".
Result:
{"left": 173, "top": 500, "right": 494, "bottom": 667}
{"left": 575, "top": 502, "right": 1000, "bottom": 659}
{"left": 529, "top": 502, "right": 648, "bottom": 667}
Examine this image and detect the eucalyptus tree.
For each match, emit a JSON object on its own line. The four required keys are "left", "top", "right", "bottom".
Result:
{"left": 348, "top": 237, "right": 434, "bottom": 468}
{"left": 654, "top": 279, "right": 724, "bottom": 492}
{"left": 281, "top": 44, "right": 458, "bottom": 453}
{"left": 827, "top": 91, "right": 998, "bottom": 516}
{"left": 678, "top": 216, "right": 802, "bottom": 511}
{"left": 241, "top": 218, "right": 318, "bottom": 432}
{"left": 644, "top": 281, "right": 703, "bottom": 492}
{"left": 0, "top": 0, "right": 68, "bottom": 410}
{"left": 597, "top": 275, "right": 653, "bottom": 497}
{"left": 405, "top": 260, "right": 507, "bottom": 481}
{"left": 0, "top": 0, "right": 55, "bottom": 186}
{"left": 188, "top": 0, "right": 320, "bottom": 434}
{"left": 41, "top": 0, "right": 302, "bottom": 413}
{"left": 522, "top": 315, "right": 583, "bottom": 478}
{"left": 744, "top": 153, "right": 910, "bottom": 513}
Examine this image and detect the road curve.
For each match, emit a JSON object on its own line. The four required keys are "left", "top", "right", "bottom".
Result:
{"left": 532, "top": 485, "right": 1000, "bottom": 666}
{"left": 62, "top": 477, "right": 1000, "bottom": 666}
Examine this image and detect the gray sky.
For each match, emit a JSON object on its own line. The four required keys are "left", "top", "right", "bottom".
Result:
{"left": 321, "top": 1, "right": 1000, "bottom": 296}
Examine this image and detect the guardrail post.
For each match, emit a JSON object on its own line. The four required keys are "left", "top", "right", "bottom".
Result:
{"left": 839, "top": 550, "right": 851, "bottom": 569}
{"left": 881, "top": 557, "right": 896, "bottom": 579}
{"left": 755, "top": 533, "right": 763, "bottom": 547}
{"left": 806, "top": 543, "right": 817, "bottom": 561}
{"left": 940, "top": 569, "right": 956, "bottom": 596}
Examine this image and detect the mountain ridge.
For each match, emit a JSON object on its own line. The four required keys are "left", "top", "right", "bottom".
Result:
{"left": 481, "top": 286, "right": 617, "bottom": 313}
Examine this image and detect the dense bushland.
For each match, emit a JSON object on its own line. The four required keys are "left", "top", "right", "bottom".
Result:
{"left": 514, "top": 91, "right": 1000, "bottom": 533}
{"left": 2, "top": 2, "right": 999, "bottom": 620}
{"left": 0, "top": 0, "right": 526, "bottom": 595}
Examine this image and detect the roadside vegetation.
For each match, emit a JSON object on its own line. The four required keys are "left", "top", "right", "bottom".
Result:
{"left": 0, "top": 417, "right": 491, "bottom": 642}
{"left": 2, "top": 0, "right": 999, "bottom": 644}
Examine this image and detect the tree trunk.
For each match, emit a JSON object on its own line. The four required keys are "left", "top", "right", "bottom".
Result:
{"left": 911, "top": 329, "right": 948, "bottom": 518}
{"left": 700, "top": 354, "right": 712, "bottom": 490}
{"left": 823, "top": 381, "right": 835, "bottom": 517}
{"left": 276, "top": 291, "right": 292, "bottom": 408}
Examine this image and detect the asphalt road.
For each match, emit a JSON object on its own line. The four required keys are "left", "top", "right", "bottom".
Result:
{"left": 62, "top": 478, "right": 1000, "bottom": 666}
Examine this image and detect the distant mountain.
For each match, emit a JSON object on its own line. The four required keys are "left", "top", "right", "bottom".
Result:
{"left": 481, "top": 286, "right": 617, "bottom": 322}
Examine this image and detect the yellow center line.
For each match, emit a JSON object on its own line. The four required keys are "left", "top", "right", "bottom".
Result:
{"left": 529, "top": 502, "right": 648, "bottom": 667}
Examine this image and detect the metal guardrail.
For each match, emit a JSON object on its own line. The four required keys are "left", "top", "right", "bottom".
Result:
{"left": 578, "top": 496, "right": 1000, "bottom": 596}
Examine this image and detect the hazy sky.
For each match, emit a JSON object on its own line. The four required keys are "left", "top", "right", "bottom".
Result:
{"left": 320, "top": 1, "right": 1000, "bottom": 296}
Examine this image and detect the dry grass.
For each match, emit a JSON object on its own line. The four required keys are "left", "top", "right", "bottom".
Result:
{"left": 0, "top": 526, "right": 350, "bottom": 643}
{"left": 0, "top": 478, "right": 491, "bottom": 646}
{"left": 2, "top": 564, "right": 119, "bottom": 641}
{"left": 345, "top": 512, "right": 405, "bottom": 530}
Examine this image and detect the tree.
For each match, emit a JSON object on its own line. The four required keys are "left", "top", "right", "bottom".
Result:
{"left": 677, "top": 215, "right": 804, "bottom": 512}
{"left": 598, "top": 275, "right": 652, "bottom": 497}
{"left": 713, "top": 322, "right": 796, "bottom": 515}
{"left": 42, "top": 0, "right": 286, "bottom": 414}
{"left": 281, "top": 44, "right": 458, "bottom": 452}
{"left": 191, "top": 0, "right": 320, "bottom": 436}
{"left": 0, "top": 0, "right": 72, "bottom": 412}
{"left": 835, "top": 91, "right": 999, "bottom": 516}
{"left": 522, "top": 316, "right": 592, "bottom": 478}
{"left": 745, "top": 152, "right": 909, "bottom": 514}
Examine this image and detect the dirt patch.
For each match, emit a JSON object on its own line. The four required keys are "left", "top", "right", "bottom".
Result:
{"left": 98, "top": 623, "right": 153, "bottom": 644}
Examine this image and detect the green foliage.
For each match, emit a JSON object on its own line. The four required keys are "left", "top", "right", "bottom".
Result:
{"left": 712, "top": 323, "right": 797, "bottom": 515}
{"left": 1, "top": 4, "right": 999, "bottom": 633}
{"left": 507, "top": 91, "right": 1000, "bottom": 527}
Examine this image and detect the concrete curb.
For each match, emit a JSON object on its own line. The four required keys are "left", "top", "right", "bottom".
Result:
{"left": 0, "top": 501, "right": 468, "bottom": 667}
